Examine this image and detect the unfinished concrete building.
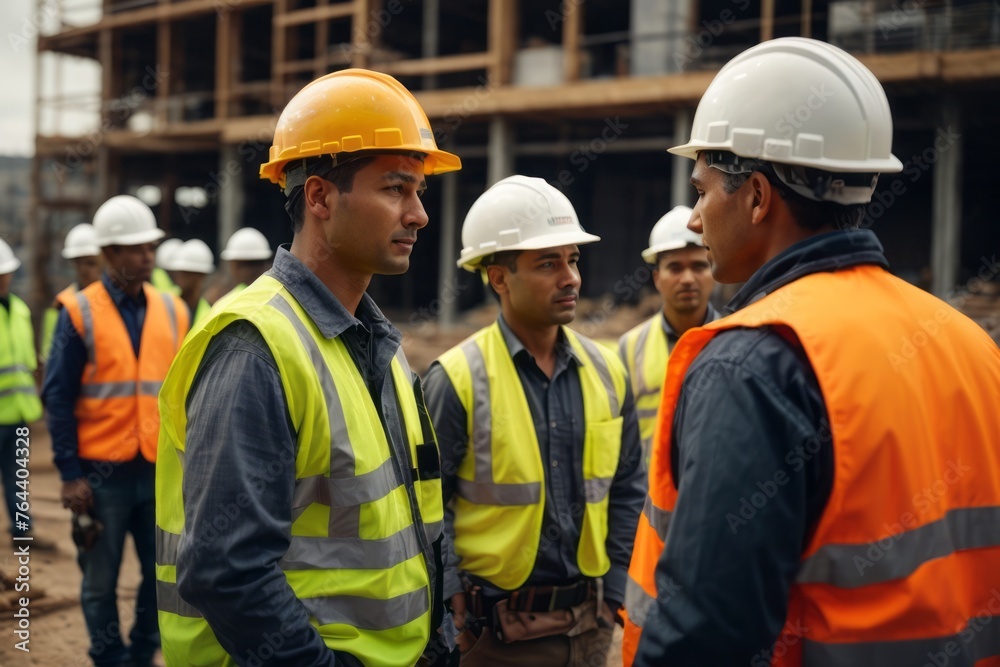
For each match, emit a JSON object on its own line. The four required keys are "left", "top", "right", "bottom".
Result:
{"left": 32, "top": 0, "right": 1000, "bottom": 332}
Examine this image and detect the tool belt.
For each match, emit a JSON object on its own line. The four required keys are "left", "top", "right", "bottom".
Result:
{"left": 465, "top": 579, "right": 611, "bottom": 645}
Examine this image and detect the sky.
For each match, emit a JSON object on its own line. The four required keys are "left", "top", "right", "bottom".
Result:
{"left": 1, "top": 0, "right": 101, "bottom": 157}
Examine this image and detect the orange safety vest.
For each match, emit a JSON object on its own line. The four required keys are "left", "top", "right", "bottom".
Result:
{"left": 623, "top": 264, "right": 1000, "bottom": 666}
{"left": 63, "top": 280, "right": 188, "bottom": 464}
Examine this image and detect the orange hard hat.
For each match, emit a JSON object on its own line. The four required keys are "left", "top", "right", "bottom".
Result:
{"left": 260, "top": 69, "right": 461, "bottom": 188}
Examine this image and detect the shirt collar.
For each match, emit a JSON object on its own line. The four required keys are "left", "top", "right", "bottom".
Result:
{"left": 102, "top": 272, "right": 146, "bottom": 308}
{"left": 496, "top": 315, "right": 583, "bottom": 367}
{"left": 726, "top": 228, "right": 889, "bottom": 313}
{"left": 267, "top": 245, "right": 399, "bottom": 343}
{"left": 660, "top": 303, "right": 721, "bottom": 338}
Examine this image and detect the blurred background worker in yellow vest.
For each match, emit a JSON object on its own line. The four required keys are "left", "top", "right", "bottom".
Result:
{"left": 623, "top": 38, "right": 1000, "bottom": 667}
{"left": 155, "top": 69, "right": 461, "bottom": 667}
{"left": 618, "top": 206, "right": 718, "bottom": 464}
{"left": 423, "top": 175, "right": 645, "bottom": 666}
{"left": 160, "top": 239, "right": 215, "bottom": 327}
{"left": 152, "top": 237, "right": 182, "bottom": 295}
{"left": 216, "top": 226, "right": 272, "bottom": 303}
{"left": 0, "top": 238, "right": 50, "bottom": 548}
{"left": 41, "top": 222, "right": 103, "bottom": 363}
{"left": 42, "top": 194, "right": 189, "bottom": 667}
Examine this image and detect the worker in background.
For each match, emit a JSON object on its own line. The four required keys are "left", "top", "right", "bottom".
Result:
{"left": 623, "top": 37, "right": 1000, "bottom": 666}
{"left": 155, "top": 69, "right": 461, "bottom": 666}
{"left": 0, "top": 238, "right": 53, "bottom": 549}
{"left": 41, "top": 222, "right": 103, "bottom": 363}
{"left": 43, "top": 194, "right": 189, "bottom": 667}
{"left": 618, "top": 206, "right": 718, "bottom": 465}
{"left": 161, "top": 239, "right": 215, "bottom": 326}
{"left": 152, "top": 237, "right": 182, "bottom": 295}
{"left": 217, "top": 227, "right": 273, "bottom": 302}
{"left": 423, "top": 175, "right": 645, "bottom": 666}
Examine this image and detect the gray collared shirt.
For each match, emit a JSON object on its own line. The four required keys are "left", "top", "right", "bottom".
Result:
{"left": 660, "top": 303, "right": 721, "bottom": 353}
{"left": 175, "top": 246, "right": 423, "bottom": 667}
{"left": 423, "top": 316, "right": 645, "bottom": 608}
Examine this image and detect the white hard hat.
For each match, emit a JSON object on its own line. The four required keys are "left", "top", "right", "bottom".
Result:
{"left": 642, "top": 206, "right": 702, "bottom": 264}
{"left": 61, "top": 223, "right": 101, "bottom": 259}
{"left": 0, "top": 239, "right": 20, "bottom": 275}
{"left": 670, "top": 38, "right": 902, "bottom": 203}
{"left": 221, "top": 228, "right": 272, "bottom": 261}
{"left": 458, "top": 175, "right": 600, "bottom": 272}
{"left": 93, "top": 195, "right": 165, "bottom": 247}
{"left": 163, "top": 239, "right": 215, "bottom": 274}
{"left": 156, "top": 238, "right": 183, "bottom": 268}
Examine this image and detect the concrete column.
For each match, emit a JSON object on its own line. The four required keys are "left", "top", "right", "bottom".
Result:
{"left": 931, "top": 97, "right": 962, "bottom": 298}
{"left": 217, "top": 144, "right": 244, "bottom": 249}
{"left": 437, "top": 169, "right": 459, "bottom": 329}
{"left": 487, "top": 115, "right": 514, "bottom": 186}
{"left": 671, "top": 108, "right": 693, "bottom": 208}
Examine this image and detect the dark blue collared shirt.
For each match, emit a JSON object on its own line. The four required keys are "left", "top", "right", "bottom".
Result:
{"left": 423, "top": 316, "right": 645, "bottom": 608}
{"left": 43, "top": 273, "right": 147, "bottom": 481}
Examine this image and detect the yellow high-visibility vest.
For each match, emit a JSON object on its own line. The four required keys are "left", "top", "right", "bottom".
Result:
{"left": 436, "top": 322, "right": 626, "bottom": 591}
{"left": 0, "top": 294, "right": 42, "bottom": 424}
{"left": 155, "top": 275, "right": 443, "bottom": 667}
{"left": 618, "top": 315, "right": 669, "bottom": 463}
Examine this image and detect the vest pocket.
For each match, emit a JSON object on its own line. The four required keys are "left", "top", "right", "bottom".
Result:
{"left": 584, "top": 417, "right": 624, "bottom": 481}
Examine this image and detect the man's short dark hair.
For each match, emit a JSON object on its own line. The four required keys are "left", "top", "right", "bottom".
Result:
{"left": 287, "top": 156, "right": 377, "bottom": 233}
{"left": 718, "top": 159, "right": 867, "bottom": 231}
{"left": 481, "top": 250, "right": 521, "bottom": 299}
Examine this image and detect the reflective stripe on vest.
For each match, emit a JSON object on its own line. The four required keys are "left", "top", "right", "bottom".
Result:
{"left": 619, "top": 315, "right": 667, "bottom": 462}
{"left": 622, "top": 265, "right": 1000, "bottom": 667}
{"left": 437, "top": 322, "right": 626, "bottom": 590}
{"left": 64, "top": 281, "right": 187, "bottom": 463}
{"left": 155, "top": 276, "right": 440, "bottom": 667}
{"left": 0, "top": 295, "right": 42, "bottom": 424}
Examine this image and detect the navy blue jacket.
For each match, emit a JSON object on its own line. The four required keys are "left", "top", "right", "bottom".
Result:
{"left": 635, "top": 229, "right": 889, "bottom": 666}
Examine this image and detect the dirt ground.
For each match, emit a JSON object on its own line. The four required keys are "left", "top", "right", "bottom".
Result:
{"left": 0, "top": 424, "right": 150, "bottom": 667}
{"left": 0, "top": 299, "right": 653, "bottom": 667}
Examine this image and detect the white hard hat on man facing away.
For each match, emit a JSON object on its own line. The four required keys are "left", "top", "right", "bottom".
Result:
{"left": 93, "top": 195, "right": 165, "bottom": 247}
{"left": 669, "top": 37, "right": 903, "bottom": 205}
{"left": 220, "top": 228, "right": 272, "bottom": 261}
{"left": 458, "top": 175, "right": 599, "bottom": 272}
{"left": 62, "top": 223, "right": 101, "bottom": 259}
{"left": 642, "top": 206, "right": 703, "bottom": 265}
{"left": 162, "top": 239, "right": 215, "bottom": 274}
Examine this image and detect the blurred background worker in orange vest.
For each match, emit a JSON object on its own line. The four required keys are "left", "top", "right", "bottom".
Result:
{"left": 43, "top": 194, "right": 189, "bottom": 667}
{"left": 618, "top": 206, "right": 718, "bottom": 465}
{"left": 40, "top": 223, "right": 103, "bottom": 363}
{"left": 623, "top": 37, "right": 1000, "bottom": 666}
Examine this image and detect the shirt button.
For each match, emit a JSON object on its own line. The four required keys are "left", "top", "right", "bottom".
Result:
{"left": 542, "top": 382, "right": 549, "bottom": 389}
{"left": 550, "top": 420, "right": 557, "bottom": 429}
{"left": 552, "top": 460, "right": 559, "bottom": 468}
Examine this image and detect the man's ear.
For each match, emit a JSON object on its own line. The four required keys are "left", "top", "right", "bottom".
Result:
{"left": 748, "top": 171, "right": 774, "bottom": 227}
{"left": 303, "top": 175, "right": 332, "bottom": 221}
{"left": 486, "top": 264, "right": 508, "bottom": 296}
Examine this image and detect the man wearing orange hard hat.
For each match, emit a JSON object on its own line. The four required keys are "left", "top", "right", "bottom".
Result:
{"left": 156, "top": 69, "right": 461, "bottom": 667}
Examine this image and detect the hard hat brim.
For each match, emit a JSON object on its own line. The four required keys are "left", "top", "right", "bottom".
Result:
{"left": 458, "top": 230, "right": 601, "bottom": 272}
{"left": 62, "top": 246, "right": 101, "bottom": 259}
{"left": 667, "top": 141, "right": 904, "bottom": 174}
{"left": 0, "top": 257, "right": 21, "bottom": 274}
{"left": 642, "top": 239, "right": 704, "bottom": 264}
{"left": 98, "top": 227, "right": 166, "bottom": 248}
{"left": 220, "top": 250, "right": 273, "bottom": 261}
{"left": 164, "top": 260, "right": 215, "bottom": 274}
